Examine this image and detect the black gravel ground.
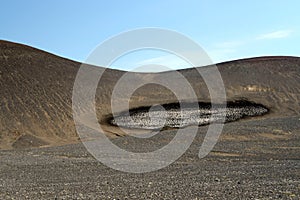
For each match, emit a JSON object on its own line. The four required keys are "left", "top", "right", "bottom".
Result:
{"left": 0, "top": 116, "right": 299, "bottom": 199}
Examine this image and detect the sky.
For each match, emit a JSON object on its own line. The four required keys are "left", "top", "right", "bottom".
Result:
{"left": 1, "top": 0, "right": 300, "bottom": 71}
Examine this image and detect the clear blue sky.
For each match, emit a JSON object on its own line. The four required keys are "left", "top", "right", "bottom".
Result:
{"left": 1, "top": 0, "right": 300, "bottom": 71}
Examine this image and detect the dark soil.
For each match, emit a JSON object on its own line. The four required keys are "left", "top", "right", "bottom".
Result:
{"left": 0, "top": 116, "right": 299, "bottom": 199}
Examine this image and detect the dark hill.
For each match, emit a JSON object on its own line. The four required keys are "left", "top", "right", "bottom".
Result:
{"left": 0, "top": 40, "right": 299, "bottom": 149}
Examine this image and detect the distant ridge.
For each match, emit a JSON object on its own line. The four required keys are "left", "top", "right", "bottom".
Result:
{"left": 216, "top": 55, "right": 300, "bottom": 65}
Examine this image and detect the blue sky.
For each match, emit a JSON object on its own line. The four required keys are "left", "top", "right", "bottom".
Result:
{"left": 1, "top": 0, "right": 300, "bottom": 71}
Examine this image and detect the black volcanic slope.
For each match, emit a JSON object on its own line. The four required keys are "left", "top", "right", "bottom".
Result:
{"left": 0, "top": 41, "right": 79, "bottom": 148}
{"left": 0, "top": 40, "right": 300, "bottom": 149}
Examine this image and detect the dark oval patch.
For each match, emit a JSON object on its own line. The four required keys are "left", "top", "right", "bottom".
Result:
{"left": 109, "top": 100, "right": 269, "bottom": 130}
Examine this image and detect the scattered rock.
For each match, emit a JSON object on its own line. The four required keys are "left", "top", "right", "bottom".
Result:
{"left": 214, "top": 178, "right": 221, "bottom": 182}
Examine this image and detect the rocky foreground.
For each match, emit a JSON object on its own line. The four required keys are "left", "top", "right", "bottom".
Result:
{"left": 0, "top": 115, "right": 299, "bottom": 199}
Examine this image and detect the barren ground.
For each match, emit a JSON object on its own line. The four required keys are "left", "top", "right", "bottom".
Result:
{"left": 0, "top": 116, "right": 299, "bottom": 199}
